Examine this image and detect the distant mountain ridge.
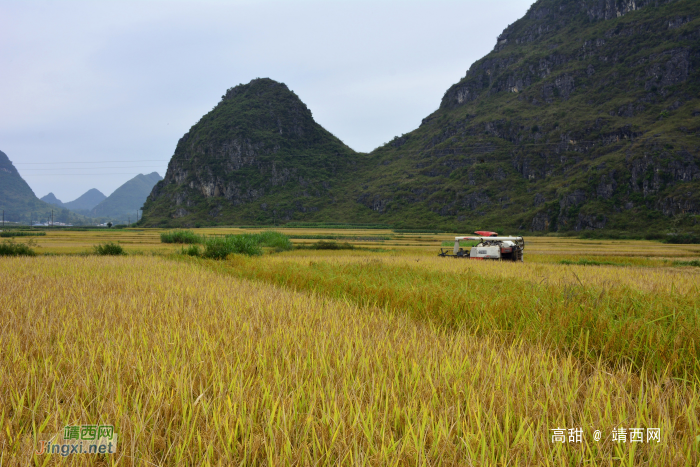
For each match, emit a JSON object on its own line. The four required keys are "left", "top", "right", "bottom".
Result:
{"left": 40, "top": 192, "right": 66, "bottom": 208}
{"left": 40, "top": 188, "right": 107, "bottom": 213}
{"left": 1, "top": 151, "right": 160, "bottom": 224}
{"left": 64, "top": 188, "right": 106, "bottom": 212}
{"left": 92, "top": 172, "right": 162, "bottom": 220}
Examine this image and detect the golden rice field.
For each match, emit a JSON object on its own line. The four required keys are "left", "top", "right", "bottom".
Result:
{"left": 10, "top": 227, "right": 700, "bottom": 259}
{"left": 1, "top": 229, "right": 699, "bottom": 465}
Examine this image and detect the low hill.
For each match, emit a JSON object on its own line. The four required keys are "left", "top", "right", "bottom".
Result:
{"left": 40, "top": 189, "right": 106, "bottom": 214}
{"left": 0, "top": 149, "right": 84, "bottom": 225}
{"left": 92, "top": 172, "right": 162, "bottom": 221}
{"left": 40, "top": 193, "right": 66, "bottom": 208}
{"left": 64, "top": 188, "right": 106, "bottom": 212}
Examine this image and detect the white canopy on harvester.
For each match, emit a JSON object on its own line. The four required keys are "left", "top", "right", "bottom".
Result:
{"left": 452, "top": 236, "right": 524, "bottom": 255}
{"left": 438, "top": 232, "right": 525, "bottom": 261}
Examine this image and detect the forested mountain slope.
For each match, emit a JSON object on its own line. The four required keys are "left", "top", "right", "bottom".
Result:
{"left": 143, "top": 0, "right": 699, "bottom": 233}
{"left": 0, "top": 149, "right": 82, "bottom": 225}
{"left": 64, "top": 188, "right": 106, "bottom": 213}
{"left": 92, "top": 173, "right": 162, "bottom": 220}
{"left": 141, "top": 79, "right": 358, "bottom": 226}
{"left": 358, "top": 0, "right": 700, "bottom": 232}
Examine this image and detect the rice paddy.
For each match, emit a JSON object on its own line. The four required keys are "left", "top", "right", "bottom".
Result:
{"left": 0, "top": 228, "right": 698, "bottom": 465}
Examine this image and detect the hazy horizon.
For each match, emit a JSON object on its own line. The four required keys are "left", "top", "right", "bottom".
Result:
{"left": 1, "top": 0, "right": 533, "bottom": 201}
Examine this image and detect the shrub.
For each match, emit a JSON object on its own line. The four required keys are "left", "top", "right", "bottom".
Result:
{"left": 202, "top": 237, "right": 234, "bottom": 260}
{"left": 202, "top": 236, "right": 262, "bottom": 259}
{"left": 256, "top": 231, "right": 293, "bottom": 251}
{"left": 181, "top": 245, "right": 201, "bottom": 257}
{"left": 94, "top": 242, "right": 126, "bottom": 255}
{"left": 665, "top": 234, "right": 700, "bottom": 244}
{"left": 307, "top": 241, "right": 355, "bottom": 250}
{"left": 672, "top": 260, "right": 700, "bottom": 267}
{"left": 161, "top": 230, "right": 203, "bottom": 244}
{"left": 0, "top": 240, "right": 36, "bottom": 256}
{"left": 179, "top": 231, "right": 292, "bottom": 259}
{"left": 0, "top": 231, "right": 46, "bottom": 237}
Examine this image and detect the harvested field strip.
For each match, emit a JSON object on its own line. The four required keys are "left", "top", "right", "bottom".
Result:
{"left": 201, "top": 255, "right": 700, "bottom": 379}
{"left": 0, "top": 256, "right": 697, "bottom": 464}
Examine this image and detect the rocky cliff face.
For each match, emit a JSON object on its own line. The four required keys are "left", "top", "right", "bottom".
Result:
{"left": 353, "top": 0, "right": 699, "bottom": 232}
{"left": 142, "top": 79, "right": 357, "bottom": 226}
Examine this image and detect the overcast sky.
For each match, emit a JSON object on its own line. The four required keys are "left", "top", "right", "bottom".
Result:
{"left": 1, "top": 0, "right": 533, "bottom": 201}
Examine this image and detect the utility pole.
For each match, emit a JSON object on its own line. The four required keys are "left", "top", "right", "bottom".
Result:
{"left": 2, "top": 210, "right": 4, "bottom": 227}
{"left": 128, "top": 216, "right": 131, "bottom": 226}
{"left": 51, "top": 210, "right": 53, "bottom": 227}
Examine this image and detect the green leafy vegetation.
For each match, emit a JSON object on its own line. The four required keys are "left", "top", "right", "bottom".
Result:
{"left": 673, "top": 260, "right": 700, "bottom": 267}
{"left": 285, "top": 223, "right": 391, "bottom": 229}
{"left": 665, "top": 234, "right": 700, "bottom": 244}
{"left": 297, "top": 240, "right": 355, "bottom": 250}
{"left": 0, "top": 240, "right": 36, "bottom": 256}
{"left": 255, "top": 231, "right": 294, "bottom": 251}
{"left": 180, "top": 244, "right": 201, "bottom": 257}
{"left": 202, "top": 236, "right": 262, "bottom": 259}
{"left": 0, "top": 231, "right": 46, "bottom": 237}
{"left": 288, "top": 234, "right": 391, "bottom": 240}
{"left": 93, "top": 242, "right": 126, "bottom": 256}
{"left": 180, "top": 231, "right": 294, "bottom": 259}
{"left": 161, "top": 230, "right": 204, "bottom": 244}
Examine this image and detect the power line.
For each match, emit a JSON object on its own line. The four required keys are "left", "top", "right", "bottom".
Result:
{"left": 19, "top": 165, "right": 165, "bottom": 172}
{"left": 24, "top": 172, "right": 154, "bottom": 176}
{"left": 14, "top": 159, "right": 171, "bottom": 165}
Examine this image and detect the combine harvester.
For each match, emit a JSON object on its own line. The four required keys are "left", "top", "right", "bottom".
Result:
{"left": 438, "top": 231, "right": 525, "bottom": 262}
